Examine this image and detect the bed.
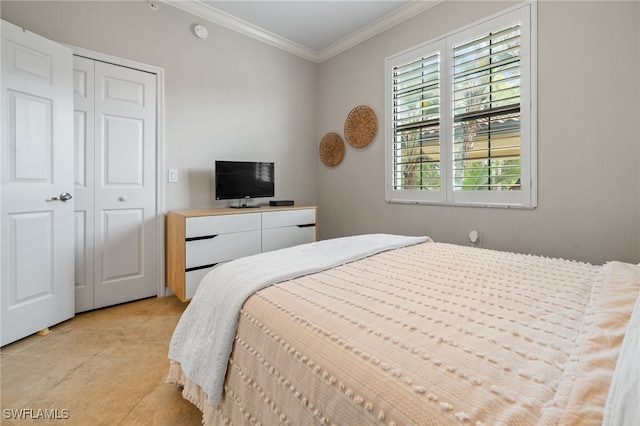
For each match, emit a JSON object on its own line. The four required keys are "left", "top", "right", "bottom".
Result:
{"left": 167, "top": 234, "right": 639, "bottom": 425}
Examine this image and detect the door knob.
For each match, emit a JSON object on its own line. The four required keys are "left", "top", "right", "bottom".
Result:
{"left": 47, "top": 192, "right": 73, "bottom": 202}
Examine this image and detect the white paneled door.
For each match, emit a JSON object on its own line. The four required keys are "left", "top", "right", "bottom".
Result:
{"left": 73, "top": 56, "right": 157, "bottom": 311}
{"left": 72, "top": 56, "right": 95, "bottom": 312}
{"left": 1, "top": 20, "right": 75, "bottom": 346}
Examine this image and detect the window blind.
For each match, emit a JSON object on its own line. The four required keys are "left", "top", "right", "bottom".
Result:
{"left": 391, "top": 52, "right": 441, "bottom": 191}
{"left": 385, "top": 2, "right": 535, "bottom": 208}
{"left": 452, "top": 24, "right": 522, "bottom": 191}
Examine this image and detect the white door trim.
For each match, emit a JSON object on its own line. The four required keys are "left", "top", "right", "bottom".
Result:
{"left": 69, "top": 45, "right": 166, "bottom": 297}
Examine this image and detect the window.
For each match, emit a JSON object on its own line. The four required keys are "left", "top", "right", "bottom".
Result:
{"left": 385, "top": 3, "right": 536, "bottom": 208}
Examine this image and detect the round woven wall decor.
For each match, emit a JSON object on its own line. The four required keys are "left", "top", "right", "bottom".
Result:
{"left": 344, "top": 105, "right": 377, "bottom": 149}
{"left": 319, "top": 132, "right": 345, "bottom": 167}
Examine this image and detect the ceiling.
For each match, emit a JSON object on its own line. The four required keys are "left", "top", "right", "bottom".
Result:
{"left": 165, "top": 0, "right": 441, "bottom": 62}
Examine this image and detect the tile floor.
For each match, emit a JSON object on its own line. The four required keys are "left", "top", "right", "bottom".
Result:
{"left": 0, "top": 296, "right": 203, "bottom": 425}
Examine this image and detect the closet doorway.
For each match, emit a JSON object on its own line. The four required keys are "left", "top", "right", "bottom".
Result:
{"left": 73, "top": 54, "right": 160, "bottom": 312}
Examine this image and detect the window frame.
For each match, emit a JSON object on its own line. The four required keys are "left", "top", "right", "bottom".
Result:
{"left": 384, "top": 2, "right": 537, "bottom": 208}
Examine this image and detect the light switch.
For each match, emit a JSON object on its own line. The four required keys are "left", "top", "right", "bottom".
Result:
{"left": 168, "top": 169, "right": 179, "bottom": 183}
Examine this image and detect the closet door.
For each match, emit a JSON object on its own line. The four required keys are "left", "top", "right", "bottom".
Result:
{"left": 73, "top": 57, "right": 157, "bottom": 311}
{"left": 93, "top": 61, "right": 157, "bottom": 309}
{"left": 73, "top": 56, "right": 95, "bottom": 313}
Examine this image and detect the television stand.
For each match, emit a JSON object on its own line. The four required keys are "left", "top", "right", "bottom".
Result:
{"left": 166, "top": 206, "right": 317, "bottom": 301}
{"left": 231, "top": 199, "right": 260, "bottom": 209}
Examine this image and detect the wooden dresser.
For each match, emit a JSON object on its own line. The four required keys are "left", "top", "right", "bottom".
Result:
{"left": 166, "top": 206, "right": 317, "bottom": 301}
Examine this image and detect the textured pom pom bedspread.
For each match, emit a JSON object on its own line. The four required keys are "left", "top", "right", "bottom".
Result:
{"left": 168, "top": 236, "right": 639, "bottom": 425}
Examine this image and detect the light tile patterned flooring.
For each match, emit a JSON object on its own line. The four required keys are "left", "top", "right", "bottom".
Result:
{"left": 0, "top": 296, "right": 202, "bottom": 425}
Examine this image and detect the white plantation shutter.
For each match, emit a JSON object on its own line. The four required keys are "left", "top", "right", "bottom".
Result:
{"left": 392, "top": 52, "right": 441, "bottom": 191}
{"left": 452, "top": 25, "right": 522, "bottom": 192}
{"left": 385, "top": 3, "right": 536, "bottom": 208}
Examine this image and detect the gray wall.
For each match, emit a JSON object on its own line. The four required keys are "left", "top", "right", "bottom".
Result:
{"left": 3, "top": 1, "right": 639, "bottom": 265}
{"left": 316, "top": 1, "right": 640, "bottom": 265}
{"left": 1, "top": 1, "right": 319, "bottom": 211}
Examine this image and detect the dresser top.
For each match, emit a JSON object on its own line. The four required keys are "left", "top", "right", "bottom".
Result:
{"left": 168, "top": 205, "right": 316, "bottom": 218}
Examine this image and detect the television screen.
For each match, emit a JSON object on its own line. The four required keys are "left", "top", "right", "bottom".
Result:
{"left": 215, "top": 160, "right": 274, "bottom": 201}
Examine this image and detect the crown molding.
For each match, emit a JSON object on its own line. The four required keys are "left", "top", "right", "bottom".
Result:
{"left": 162, "top": 0, "right": 442, "bottom": 63}
{"left": 162, "top": 0, "right": 320, "bottom": 62}
{"left": 316, "top": 1, "right": 442, "bottom": 62}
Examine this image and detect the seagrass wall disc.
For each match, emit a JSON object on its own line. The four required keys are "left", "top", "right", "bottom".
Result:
{"left": 344, "top": 105, "right": 377, "bottom": 149}
{"left": 319, "top": 132, "right": 345, "bottom": 167}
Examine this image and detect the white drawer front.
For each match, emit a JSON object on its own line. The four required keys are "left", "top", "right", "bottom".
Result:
{"left": 185, "top": 267, "right": 214, "bottom": 299}
{"left": 186, "top": 213, "right": 261, "bottom": 238}
{"left": 262, "top": 226, "right": 316, "bottom": 252}
{"left": 262, "top": 209, "right": 316, "bottom": 229}
{"left": 186, "top": 230, "right": 261, "bottom": 268}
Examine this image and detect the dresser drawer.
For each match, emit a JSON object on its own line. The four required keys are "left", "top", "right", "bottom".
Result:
{"left": 186, "top": 230, "right": 261, "bottom": 269}
{"left": 186, "top": 213, "right": 261, "bottom": 238}
{"left": 262, "top": 225, "right": 316, "bottom": 252}
{"left": 185, "top": 267, "right": 214, "bottom": 299}
{"left": 262, "top": 208, "right": 316, "bottom": 229}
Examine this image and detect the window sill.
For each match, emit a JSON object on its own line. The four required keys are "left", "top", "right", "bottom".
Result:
{"left": 385, "top": 198, "right": 536, "bottom": 210}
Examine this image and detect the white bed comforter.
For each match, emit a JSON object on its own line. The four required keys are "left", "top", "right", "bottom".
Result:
{"left": 168, "top": 233, "right": 430, "bottom": 404}
{"left": 603, "top": 295, "right": 640, "bottom": 425}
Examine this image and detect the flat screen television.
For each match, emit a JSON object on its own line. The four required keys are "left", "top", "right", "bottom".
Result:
{"left": 215, "top": 160, "right": 274, "bottom": 207}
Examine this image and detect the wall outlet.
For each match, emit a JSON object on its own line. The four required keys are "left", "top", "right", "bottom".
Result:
{"left": 469, "top": 230, "right": 481, "bottom": 248}
{"left": 168, "top": 168, "right": 178, "bottom": 183}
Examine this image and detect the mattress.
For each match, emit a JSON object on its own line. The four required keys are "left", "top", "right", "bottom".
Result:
{"left": 168, "top": 236, "right": 639, "bottom": 425}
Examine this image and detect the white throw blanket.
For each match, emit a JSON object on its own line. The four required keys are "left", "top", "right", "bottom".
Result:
{"left": 168, "top": 233, "right": 430, "bottom": 404}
